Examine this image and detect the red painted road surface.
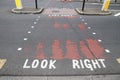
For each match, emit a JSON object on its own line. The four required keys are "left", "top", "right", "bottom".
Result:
{"left": 0, "top": 0, "right": 120, "bottom": 76}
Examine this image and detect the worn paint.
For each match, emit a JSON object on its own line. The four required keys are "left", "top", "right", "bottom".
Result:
{"left": 36, "top": 43, "right": 45, "bottom": 59}
{"left": 52, "top": 40, "right": 63, "bottom": 59}
{"left": 65, "top": 40, "right": 79, "bottom": 59}
{"left": 0, "top": 59, "right": 7, "bottom": 69}
{"left": 80, "top": 41, "right": 94, "bottom": 59}
{"left": 86, "top": 39, "right": 104, "bottom": 58}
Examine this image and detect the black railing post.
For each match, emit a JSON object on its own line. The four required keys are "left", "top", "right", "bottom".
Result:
{"left": 35, "top": 0, "right": 38, "bottom": 9}
{"left": 82, "top": 0, "right": 86, "bottom": 11}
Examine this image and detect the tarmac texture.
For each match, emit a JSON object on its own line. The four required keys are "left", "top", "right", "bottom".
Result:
{"left": 0, "top": 0, "right": 120, "bottom": 77}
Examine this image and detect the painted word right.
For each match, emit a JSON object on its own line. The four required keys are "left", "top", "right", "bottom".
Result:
{"left": 72, "top": 59, "right": 106, "bottom": 71}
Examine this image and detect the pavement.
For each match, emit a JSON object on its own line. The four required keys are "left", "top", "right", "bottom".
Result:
{"left": 0, "top": 0, "right": 120, "bottom": 79}
{"left": 75, "top": 8, "right": 112, "bottom": 15}
{"left": 11, "top": 8, "right": 44, "bottom": 14}
{"left": 0, "top": 75, "right": 120, "bottom": 80}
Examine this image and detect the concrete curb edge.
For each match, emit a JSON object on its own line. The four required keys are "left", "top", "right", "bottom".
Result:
{"left": 11, "top": 8, "right": 44, "bottom": 14}
{"left": 75, "top": 8, "right": 112, "bottom": 16}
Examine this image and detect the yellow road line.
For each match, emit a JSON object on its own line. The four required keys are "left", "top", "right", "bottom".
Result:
{"left": 0, "top": 59, "right": 7, "bottom": 69}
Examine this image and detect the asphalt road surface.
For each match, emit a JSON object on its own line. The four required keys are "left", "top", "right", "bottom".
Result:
{"left": 0, "top": 0, "right": 120, "bottom": 76}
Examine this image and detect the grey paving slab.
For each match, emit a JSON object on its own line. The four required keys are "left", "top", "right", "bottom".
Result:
{"left": 92, "top": 75, "right": 120, "bottom": 80}
{"left": 0, "top": 76, "right": 47, "bottom": 80}
{"left": 48, "top": 76, "right": 93, "bottom": 80}
{"left": 0, "top": 75, "right": 120, "bottom": 80}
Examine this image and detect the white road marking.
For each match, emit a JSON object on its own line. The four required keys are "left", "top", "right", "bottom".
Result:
{"left": 114, "top": 12, "right": 120, "bottom": 16}
{"left": 31, "top": 26, "right": 34, "bottom": 28}
{"left": 105, "top": 49, "right": 110, "bottom": 53}
{"left": 36, "top": 19, "right": 39, "bottom": 21}
{"left": 24, "top": 38, "right": 28, "bottom": 41}
{"left": 34, "top": 22, "right": 37, "bottom": 24}
{"left": 80, "top": 17, "right": 82, "bottom": 18}
{"left": 88, "top": 27, "right": 91, "bottom": 29}
{"left": 92, "top": 32, "right": 96, "bottom": 35}
{"left": 17, "top": 48, "right": 22, "bottom": 51}
{"left": 28, "top": 31, "right": 31, "bottom": 34}
{"left": 98, "top": 39, "right": 102, "bottom": 42}
{"left": 84, "top": 23, "right": 87, "bottom": 25}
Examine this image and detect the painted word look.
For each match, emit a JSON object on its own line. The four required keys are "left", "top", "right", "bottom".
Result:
{"left": 23, "top": 59, "right": 56, "bottom": 69}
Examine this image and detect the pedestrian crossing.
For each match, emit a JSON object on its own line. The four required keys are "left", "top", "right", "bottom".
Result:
{"left": 23, "top": 39, "right": 106, "bottom": 60}
{"left": 48, "top": 14, "right": 76, "bottom": 18}
{"left": 43, "top": 8, "right": 77, "bottom": 18}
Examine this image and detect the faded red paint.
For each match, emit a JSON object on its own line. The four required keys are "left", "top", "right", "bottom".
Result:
{"left": 36, "top": 42, "right": 45, "bottom": 59}
{"left": 65, "top": 40, "right": 79, "bottom": 59}
{"left": 54, "top": 22, "right": 59, "bottom": 29}
{"left": 86, "top": 39, "right": 104, "bottom": 58}
{"left": 52, "top": 40, "right": 63, "bottom": 59}
{"left": 80, "top": 41, "right": 94, "bottom": 59}
{"left": 62, "top": 23, "right": 69, "bottom": 29}
{"left": 78, "top": 23, "right": 86, "bottom": 30}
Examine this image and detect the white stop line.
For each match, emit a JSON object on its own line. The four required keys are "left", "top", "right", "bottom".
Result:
{"left": 114, "top": 12, "right": 120, "bottom": 17}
